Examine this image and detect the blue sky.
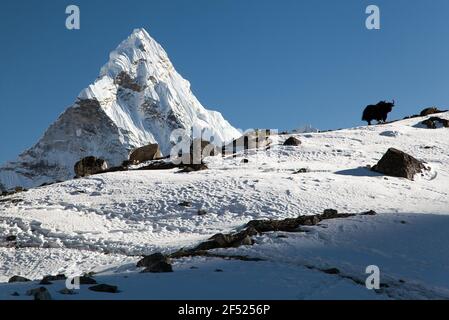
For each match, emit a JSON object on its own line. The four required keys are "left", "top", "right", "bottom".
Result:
{"left": 1, "top": 0, "right": 449, "bottom": 163}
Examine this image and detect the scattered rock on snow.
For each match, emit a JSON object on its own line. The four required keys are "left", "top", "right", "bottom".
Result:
{"left": 178, "top": 201, "right": 192, "bottom": 207}
{"left": 197, "top": 209, "right": 208, "bottom": 216}
{"left": 420, "top": 107, "right": 445, "bottom": 117}
{"left": 5, "top": 235, "right": 17, "bottom": 242}
{"left": 421, "top": 117, "right": 449, "bottom": 129}
{"left": 27, "top": 287, "right": 52, "bottom": 300}
{"left": 372, "top": 148, "right": 428, "bottom": 180}
{"left": 8, "top": 276, "right": 31, "bottom": 283}
{"left": 42, "top": 274, "right": 66, "bottom": 282}
{"left": 59, "top": 288, "right": 77, "bottom": 295}
{"left": 129, "top": 143, "right": 162, "bottom": 163}
{"left": 283, "top": 137, "right": 302, "bottom": 146}
{"left": 137, "top": 253, "right": 173, "bottom": 273}
{"left": 74, "top": 156, "right": 108, "bottom": 178}
{"left": 79, "top": 275, "right": 97, "bottom": 285}
{"left": 88, "top": 284, "right": 119, "bottom": 293}
{"left": 178, "top": 163, "right": 208, "bottom": 173}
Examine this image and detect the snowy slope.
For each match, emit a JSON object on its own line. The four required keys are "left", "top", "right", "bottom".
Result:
{"left": 0, "top": 28, "right": 240, "bottom": 191}
{"left": 0, "top": 112, "right": 448, "bottom": 299}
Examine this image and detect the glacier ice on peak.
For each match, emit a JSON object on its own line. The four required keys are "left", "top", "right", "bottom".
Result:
{"left": 0, "top": 28, "right": 241, "bottom": 190}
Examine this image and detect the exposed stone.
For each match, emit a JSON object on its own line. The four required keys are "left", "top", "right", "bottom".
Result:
{"left": 79, "top": 275, "right": 97, "bottom": 285}
{"left": 88, "top": 284, "right": 119, "bottom": 293}
{"left": 372, "top": 148, "right": 427, "bottom": 180}
{"left": 193, "top": 227, "right": 257, "bottom": 251}
{"left": 420, "top": 107, "right": 444, "bottom": 117}
{"left": 114, "top": 71, "right": 142, "bottom": 92}
{"left": 74, "top": 156, "right": 108, "bottom": 178}
{"left": 8, "top": 276, "right": 31, "bottom": 283}
{"left": 178, "top": 201, "right": 192, "bottom": 207}
{"left": 59, "top": 288, "right": 77, "bottom": 295}
{"left": 421, "top": 117, "right": 449, "bottom": 129}
{"left": 27, "top": 287, "right": 52, "bottom": 300}
{"left": 137, "top": 253, "right": 173, "bottom": 273}
{"left": 283, "top": 137, "right": 302, "bottom": 146}
{"left": 41, "top": 274, "right": 67, "bottom": 282}
{"left": 6, "top": 235, "right": 17, "bottom": 242}
{"left": 129, "top": 144, "right": 162, "bottom": 163}
{"left": 322, "top": 268, "right": 340, "bottom": 275}
{"left": 197, "top": 209, "right": 208, "bottom": 216}
{"left": 187, "top": 138, "right": 220, "bottom": 163}
{"left": 39, "top": 278, "right": 53, "bottom": 285}
{"left": 178, "top": 163, "right": 208, "bottom": 173}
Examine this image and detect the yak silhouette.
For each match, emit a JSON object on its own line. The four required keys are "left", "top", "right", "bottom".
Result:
{"left": 362, "top": 100, "right": 395, "bottom": 125}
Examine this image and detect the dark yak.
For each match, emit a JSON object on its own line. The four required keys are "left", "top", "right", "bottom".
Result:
{"left": 362, "top": 100, "right": 395, "bottom": 125}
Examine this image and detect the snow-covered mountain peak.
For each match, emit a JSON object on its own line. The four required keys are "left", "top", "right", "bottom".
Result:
{"left": 0, "top": 28, "right": 240, "bottom": 190}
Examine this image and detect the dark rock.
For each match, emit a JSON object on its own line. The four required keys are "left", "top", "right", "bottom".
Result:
{"left": 283, "top": 137, "right": 302, "bottom": 146}
{"left": 178, "top": 163, "right": 208, "bottom": 173}
{"left": 39, "top": 279, "right": 53, "bottom": 285}
{"left": 6, "top": 235, "right": 17, "bottom": 242}
{"left": 421, "top": 117, "right": 449, "bottom": 129}
{"left": 129, "top": 144, "right": 162, "bottom": 163}
{"left": 322, "top": 268, "right": 340, "bottom": 275}
{"left": 214, "top": 269, "right": 224, "bottom": 273}
{"left": 137, "top": 253, "right": 173, "bottom": 273}
{"left": 322, "top": 209, "right": 339, "bottom": 218}
{"left": 11, "top": 292, "right": 20, "bottom": 297}
{"left": 197, "top": 209, "right": 208, "bottom": 216}
{"left": 8, "top": 275, "right": 31, "bottom": 283}
{"left": 420, "top": 107, "right": 444, "bottom": 117}
{"left": 247, "top": 211, "right": 354, "bottom": 233}
{"left": 372, "top": 148, "right": 427, "bottom": 180}
{"left": 74, "top": 156, "right": 108, "bottom": 178}
{"left": 178, "top": 201, "right": 192, "bottom": 207}
{"left": 361, "top": 210, "right": 377, "bottom": 216}
{"left": 293, "top": 168, "right": 309, "bottom": 174}
{"left": 88, "top": 284, "right": 119, "bottom": 293}
{"left": 138, "top": 160, "right": 177, "bottom": 171}
{"left": 121, "top": 159, "right": 139, "bottom": 167}
{"left": 114, "top": 71, "right": 142, "bottom": 92}
{"left": 79, "top": 275, "right": 97, "bottom": 285}
{"left": 42, "top": 274, "right": 66, "bottom": 282}
{"left": 241, "top": 159, "right": 249, "bottom": 164}
{"left": 194, "top": 228, "right": 257, "bottom": 251}
{"left": 59, "top": 288, "right": 77, "bottom": 295}
{"left": 27, "top": 287, "right": 52, "bottom": 300}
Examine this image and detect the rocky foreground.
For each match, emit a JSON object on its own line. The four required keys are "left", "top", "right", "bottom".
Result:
{"left": 0, "top": 111, "right": 448, "bottom": 299}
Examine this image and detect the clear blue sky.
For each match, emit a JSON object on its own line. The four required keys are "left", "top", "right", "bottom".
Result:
{"left": 1, "top": 0, "right": 449, "bottom": 163}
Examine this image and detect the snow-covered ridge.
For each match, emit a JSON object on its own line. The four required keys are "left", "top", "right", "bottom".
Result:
{"left": 0, "top": 28, "right": 240, "bottom": 190}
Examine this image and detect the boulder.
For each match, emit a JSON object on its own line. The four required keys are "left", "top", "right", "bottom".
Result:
{"left": 74, "top": 156, "right": 108, "bottom": 178}
{"left": 193, "top": 227, "right": 257, "bottom": 251}
{"left": 88, "top": 284, "right": 119, "bottom": 293}
{"left": 137, "top": 253, "right": 173, "bottom": 273}
{"left": 421, "top": 117, "right": 449, "bottom": 129}
{"left": 420, "top": 107, "right": 444, "bottom": 117}
{"left": 129, "top": 144, "right": 162, "bottom": 163}
{"left": 372, "top": 148, "right": 427, "bottom": 180}
{"left": 79, "top": 275, "right": 97, "bottom": 285}
{"left": 8, "top": 275, "right": 31, "bottom": 283}
{"left": 178, "top": 163, "right": 208, "bottom": 173}
{"left": 6, "top": 235, "right": 17, "bottom": 242}
{"left": 190, "top": 138, "right": 220, "bottom": 161}
{"left": 26, "top": 287, "right": 52, "bottom": 300}
{"left": 283, "top": 137, "right": 302, "bottom": 146}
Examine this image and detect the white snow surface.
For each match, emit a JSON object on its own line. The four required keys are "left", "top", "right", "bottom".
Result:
{"left": 0, "top": 113, "right": 449, "bottom": 299}
{"left": 0, "top": 28, "right": 240, "bottom": 190}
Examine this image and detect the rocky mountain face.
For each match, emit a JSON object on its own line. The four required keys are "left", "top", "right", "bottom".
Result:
{"left": 0, "top": 28, "right": 240, "bottom": 190}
